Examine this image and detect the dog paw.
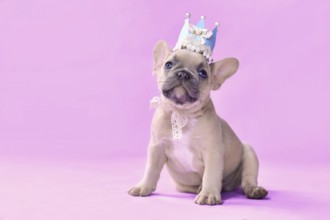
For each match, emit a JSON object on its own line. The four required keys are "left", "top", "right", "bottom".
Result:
{"left": 194, "top": 190, "right": 222, "bottom": 205}
{"left": 244, "top": 185, "right": 268, "bottom": 199}
{"left": 128, "top": 185, "right": 155, "bottom": 197}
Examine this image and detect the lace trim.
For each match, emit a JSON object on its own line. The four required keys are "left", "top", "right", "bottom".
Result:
{"left": 150, "top": 96, "right": 187, "bottom": 140}
{"left": 171, "top": 111, "right": 187, "bottom": 140}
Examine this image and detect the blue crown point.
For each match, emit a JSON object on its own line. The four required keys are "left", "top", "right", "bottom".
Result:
{"left": 196, "top": 15, "right": 205, "bottom": 29}
{"left": 177, "top": 13, "right": 191, "bottom": 43}
{"left": 205, "top": 22, "right": 220, "bottom": 50}
{"left": 174, "top": 13, "right": 219, "bottom": 60}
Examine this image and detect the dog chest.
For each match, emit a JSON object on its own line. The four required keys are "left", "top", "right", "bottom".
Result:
{"left": 166, "top": 136, "right": 198, "bottom": 173}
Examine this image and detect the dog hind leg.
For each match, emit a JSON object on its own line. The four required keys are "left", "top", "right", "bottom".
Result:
{"left": 241, "top": 144, "right": 268, "bottom": 199}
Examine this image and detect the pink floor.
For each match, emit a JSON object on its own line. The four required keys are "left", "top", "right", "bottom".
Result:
{"left": 0, "top": 156, "right": 328, "bottom": 220}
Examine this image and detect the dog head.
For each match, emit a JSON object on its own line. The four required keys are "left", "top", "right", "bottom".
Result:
{"left": 153, "top": 40, "right": 239, "bottom": 109}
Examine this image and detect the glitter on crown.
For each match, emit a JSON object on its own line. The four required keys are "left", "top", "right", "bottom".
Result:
{"left": 174, "top": 13, "right": 220, "bottom": 60}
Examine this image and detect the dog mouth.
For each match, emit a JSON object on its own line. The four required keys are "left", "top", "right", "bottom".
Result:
{"left": 162, "top": 85, "right": 199, "bottom": 105}
{"left": 161, "top": 69, "right": 200, "bottom": 105}
{"left": 162, "top": 86, "right": 196, "bottom": 105}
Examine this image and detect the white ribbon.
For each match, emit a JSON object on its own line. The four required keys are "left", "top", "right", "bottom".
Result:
{"left": 171, "top": 111, "right": 187, "bottom": 140}
{"left": 150, "top": 96, "right": 187, "bottom": 140}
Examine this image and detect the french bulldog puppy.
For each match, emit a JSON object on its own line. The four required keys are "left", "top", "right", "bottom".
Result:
{"left": 128, "top": 40, "right": 268, "bottom": 205}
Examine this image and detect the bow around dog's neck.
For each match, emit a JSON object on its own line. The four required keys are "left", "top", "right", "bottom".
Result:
{"left": 150, "top": 95, "right": 214, "bottom": 140}
{"left": 150, "top": 95, "right": 213, "bottom": 119}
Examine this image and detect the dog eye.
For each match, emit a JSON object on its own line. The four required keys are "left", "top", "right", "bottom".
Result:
{"left": 164, "top": 62, "right": 173, "bottom": 69}
{"left": 198, "top": 70, "right": 208, "bottom": 79}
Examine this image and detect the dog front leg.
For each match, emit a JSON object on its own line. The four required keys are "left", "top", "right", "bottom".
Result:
{"left": 194, "top": 148, "right": 224, "bottom": 205}
{"left": 128, "top": 142, "right": 166, "bottom": 196}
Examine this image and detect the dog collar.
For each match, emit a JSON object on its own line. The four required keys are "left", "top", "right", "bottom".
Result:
{"left": 150, "top": 96, "right": 187, "bottom": 140}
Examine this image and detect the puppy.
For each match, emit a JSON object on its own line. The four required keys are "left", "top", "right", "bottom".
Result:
{"left": 128, "top": 40, "right": 268, "bottom": 205}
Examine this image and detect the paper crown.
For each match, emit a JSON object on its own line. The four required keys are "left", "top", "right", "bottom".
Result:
{"left": 174, "top": 13, "right": 220, "bottom": 59}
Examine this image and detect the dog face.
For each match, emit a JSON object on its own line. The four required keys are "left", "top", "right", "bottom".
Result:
{"left": 160, "top": 49, "right": 209, "bottom": 105}
{"left": 153, "top": 40, "right": 239, "bottom": 108}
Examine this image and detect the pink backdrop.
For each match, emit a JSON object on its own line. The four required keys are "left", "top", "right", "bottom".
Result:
{"left": 1, "top": 1, "right": 330, "bottom": 220}
{"left": 1, "top": 0, "right": 329, "bottom": 162}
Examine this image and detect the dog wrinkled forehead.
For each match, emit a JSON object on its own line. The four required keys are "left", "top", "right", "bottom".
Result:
{"left": 167, "top": 49, "right": 209, "bottom": 69}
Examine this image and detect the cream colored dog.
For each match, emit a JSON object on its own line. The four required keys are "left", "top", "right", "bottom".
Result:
{"left": 128, "top": 40, "right": 268, "bottom": 205}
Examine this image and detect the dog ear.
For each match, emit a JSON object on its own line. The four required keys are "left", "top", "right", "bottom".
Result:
{"left": 210, "top": 58, "right": 239, "bottom": 90}
{"left": 153, "top": 40, "right": 171, "bottom": 74}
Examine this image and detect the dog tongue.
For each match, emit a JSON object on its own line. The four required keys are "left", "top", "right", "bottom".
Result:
{"left": 173, "top": 86, "right": 187, "bottom": 104}
{"left": 173, "top": 86, "right": 186, "bottom": 97}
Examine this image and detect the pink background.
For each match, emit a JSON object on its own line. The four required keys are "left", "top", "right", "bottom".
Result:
{"left": 0, "top": 0, "right": 329, "bottom": 220}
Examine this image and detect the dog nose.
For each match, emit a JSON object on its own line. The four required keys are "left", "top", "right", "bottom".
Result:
{"left": 176, "top": 71, "right": 191, "bottom": 80}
